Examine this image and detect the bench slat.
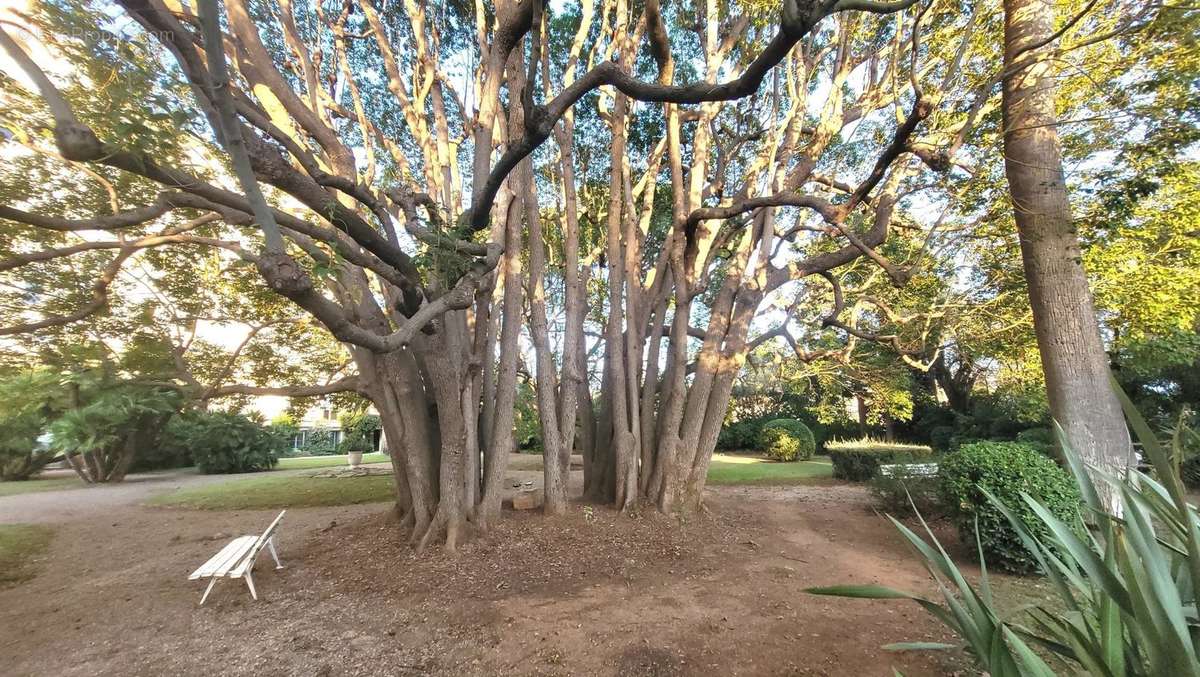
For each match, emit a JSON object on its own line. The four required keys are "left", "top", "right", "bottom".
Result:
{"left": 230, "top": 510, "right": 286, "bottom": 579}
{"left": 879, "top": 463, "right": 939, "bottom": 478}
{"left": 189, "top": 536, "right": 257, "bottom": 579}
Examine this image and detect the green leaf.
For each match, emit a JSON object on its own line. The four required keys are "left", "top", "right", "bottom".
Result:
{"left": 805, "top": 584, "right": 918, "bottom": 599}
{"left": 882, "top": 642, "right": 958, "bottom": 652}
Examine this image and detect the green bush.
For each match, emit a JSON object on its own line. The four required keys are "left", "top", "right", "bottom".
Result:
{"left": 757, "top": 419, "right": 815, "bottom": 461}
{"left": 337, "top": 412, "right": 379, "bottom": 454}
{"left": 1014, "top": 427, "right": 1052, "bottom": 445}
{"left": 168, "top": 412, "right": 284, "bottom": 474}
{"left": 1014, "top": 427, "right": 1055, "bottom": 456}
{"left": 948, "top": 435, "right": 984, "bottom": 453}
{"left": 827, "top": 438, "right": 932, "bottom": 481}
{"left": 938, "top": 441, "right": 1079, "bottom": 573}
{"left": 929, "top": 425, "right": 956, "bottom": 453}
{"left": 129, "top": 440, "right": 192, "bottom": 472}
{"left": 297, "top": 427, "right": 339, "bottom": 455}
{"left": 717, "top": 417, "right": 769, "bottom": 450}
{"left": 0, "top": 372, "right": 62, "bottom": 481}
{"left": 869, "top": 465, "right": 942, "bottom": 517}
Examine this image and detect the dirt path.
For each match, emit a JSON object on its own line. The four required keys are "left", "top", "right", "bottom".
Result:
{"left": 0, "top": 454, "right": 562, "bottom": 525}
{"left": 0, "top": 478, "right": 966, "bottom": 676}
{"left": 0, "top": 465, "right": 377, "bottom": 525}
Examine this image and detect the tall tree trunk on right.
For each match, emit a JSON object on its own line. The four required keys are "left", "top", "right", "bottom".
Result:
{"left": 1001, "top": 0, "right": 1132, "bottom": 506}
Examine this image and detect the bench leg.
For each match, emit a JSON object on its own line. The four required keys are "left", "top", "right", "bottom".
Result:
{"left": 244, "top": 572, "right": 258, "bottom": 601}
{"left": 267, "top": 537, "right": 283, "bottom": 570}
{"left": 199, "top": 577, "right": 219, "bottom": 606}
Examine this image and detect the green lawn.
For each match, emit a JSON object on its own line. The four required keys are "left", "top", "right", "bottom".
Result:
{"left": 0, "top": 477, "right": 82, "bottom": 498}
{"left": 706, "top": 454, "right": 834, "bottom": 485}
{"left": 0, "top": 524, "right": 54, "bottom": 587}
{"left": 275, "top": 452, "right": 389, "bottom": 470}
{"left": 148, "top": 473, "right": 395, "bottom": 510}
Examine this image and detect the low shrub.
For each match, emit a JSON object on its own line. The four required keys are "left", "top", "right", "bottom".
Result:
{"left": 717, "top": 417, "right": 770, "bottom": 450}
{"left": 948, "top": 435, "right": 984, "bottom": 453}
{"left": 129, "top": 441, "right": 192, "bottom": 472}
{"left": 1014, "top": 427, "right": 1052, "bottom": 446}
{"left": 1014, "top": 427, "right": 1055, "bottom": 457}
{"left": 869, "top": 465, "right": 942, "bottom": 517}
{"left": 827, "top": 438, "right": 932, "bottom": 481}
{"left": 168, "top": 412, "right": 285, "bottom": 474}
{"left": 337, "top": 429, "right": 373, "bottom": 454}
{"left": 0, "top": 393, "right": 54, "bottom": 480}
{"left": 938, "top": 441, "right": 1079, "bottom": 573}
{"left": 929, "top": 425, "right": 956, "bottom": 453}
{"left": 758, "top": 419, "right": 816, "bottom": 462}
{"left": 296, "top": 427, "right": 339, "bottom": 455}
{"left": 0, "top": 371, "right": 66, "bottom": 481}
{"left": 341, "top": 413, "right": 380, "bottom": 452}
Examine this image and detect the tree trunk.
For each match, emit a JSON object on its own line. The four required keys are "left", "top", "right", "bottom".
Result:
{"left": 1002, "top": 0, "right": 1132, "bottom": 507}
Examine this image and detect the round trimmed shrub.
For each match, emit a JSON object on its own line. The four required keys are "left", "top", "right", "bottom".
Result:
{"left": 939, "top": 441, "right": 1080, "bottom": 573}
{"left": 758, "top": 419, "right": 815, "bottom": 461}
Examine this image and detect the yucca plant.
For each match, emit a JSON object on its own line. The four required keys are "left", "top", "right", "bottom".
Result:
{"left": 807, "top": 380, "right": 1200, "bottom": 676}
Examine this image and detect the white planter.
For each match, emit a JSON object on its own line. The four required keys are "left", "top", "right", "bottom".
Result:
{"left": 347, "top": 451, "right": 363, "bottom": 468}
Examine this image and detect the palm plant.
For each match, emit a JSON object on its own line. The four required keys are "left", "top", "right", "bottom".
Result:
{"left": 808, "top": 381, "right": 1200, "bottom": 676}
{"left": 0, "top": 371, "right": 64, "bottom": 480}
{"left": 51, "top": 383, "right": 181, "bottom": 483}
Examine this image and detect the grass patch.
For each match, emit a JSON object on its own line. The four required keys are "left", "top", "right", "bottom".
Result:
{"left": 276, "top": 452, "right": 389, "bottom": 470}
{"left": 706, "top": 454, "right": 834, "bottom": 485}
{"left": 0, "top": 524, "right": 54, "bottom": 587}
{"left": 148, "top": 472, "right": 395, "bottom": 510}
{"left": 0, "top": 477, "right": 82, "bottom": 498}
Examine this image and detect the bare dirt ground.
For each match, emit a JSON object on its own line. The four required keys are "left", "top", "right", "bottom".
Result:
{"left": 0, "top": 480, "right": 966, "bottom": 676}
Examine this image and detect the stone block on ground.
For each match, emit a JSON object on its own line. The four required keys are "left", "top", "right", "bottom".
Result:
{"left": 511, "top": 490, "right": 542, "bottom": 510}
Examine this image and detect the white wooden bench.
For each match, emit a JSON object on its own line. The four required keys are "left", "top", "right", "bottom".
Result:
{"left": 189, "top": 510, "right": 285, "bottom": 605}
{"left": 878, "top": 462, "right": 939, "bottom": 478}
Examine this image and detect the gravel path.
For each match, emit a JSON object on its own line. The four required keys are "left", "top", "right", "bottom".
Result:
{"left": 0, "top": 464, "right": 383, "bottom": 525}
{"left": 0, "top": 455, "right": 546, "bottom": 525}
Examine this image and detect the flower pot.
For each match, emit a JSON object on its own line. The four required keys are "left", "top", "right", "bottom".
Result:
{"left": 347, "top": 451, "right": 363, "bottom": 468}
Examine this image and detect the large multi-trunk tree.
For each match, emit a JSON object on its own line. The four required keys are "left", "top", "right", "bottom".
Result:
{"left": 2, "top": 0, "right": 992, "bottom": 548}
{"left": 1000, "top": 0, "right": 1132, "bottom": 503}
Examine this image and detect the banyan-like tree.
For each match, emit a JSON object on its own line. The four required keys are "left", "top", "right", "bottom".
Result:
{"left": 1, "top": 0, "right": 1008, "bottom": 549}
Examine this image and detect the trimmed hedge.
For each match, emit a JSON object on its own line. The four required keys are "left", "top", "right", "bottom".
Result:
{"left": 758, "top": 419, "right": 816, "bottom": 462}
{"left": 870, "top": 464, "right": 942, "bottom": 517}
{"left": 827, "top": 439, "right": 933, "bottom": 481}
{"left": 939, "top": 441, "right": 1080, "bottom": 573}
